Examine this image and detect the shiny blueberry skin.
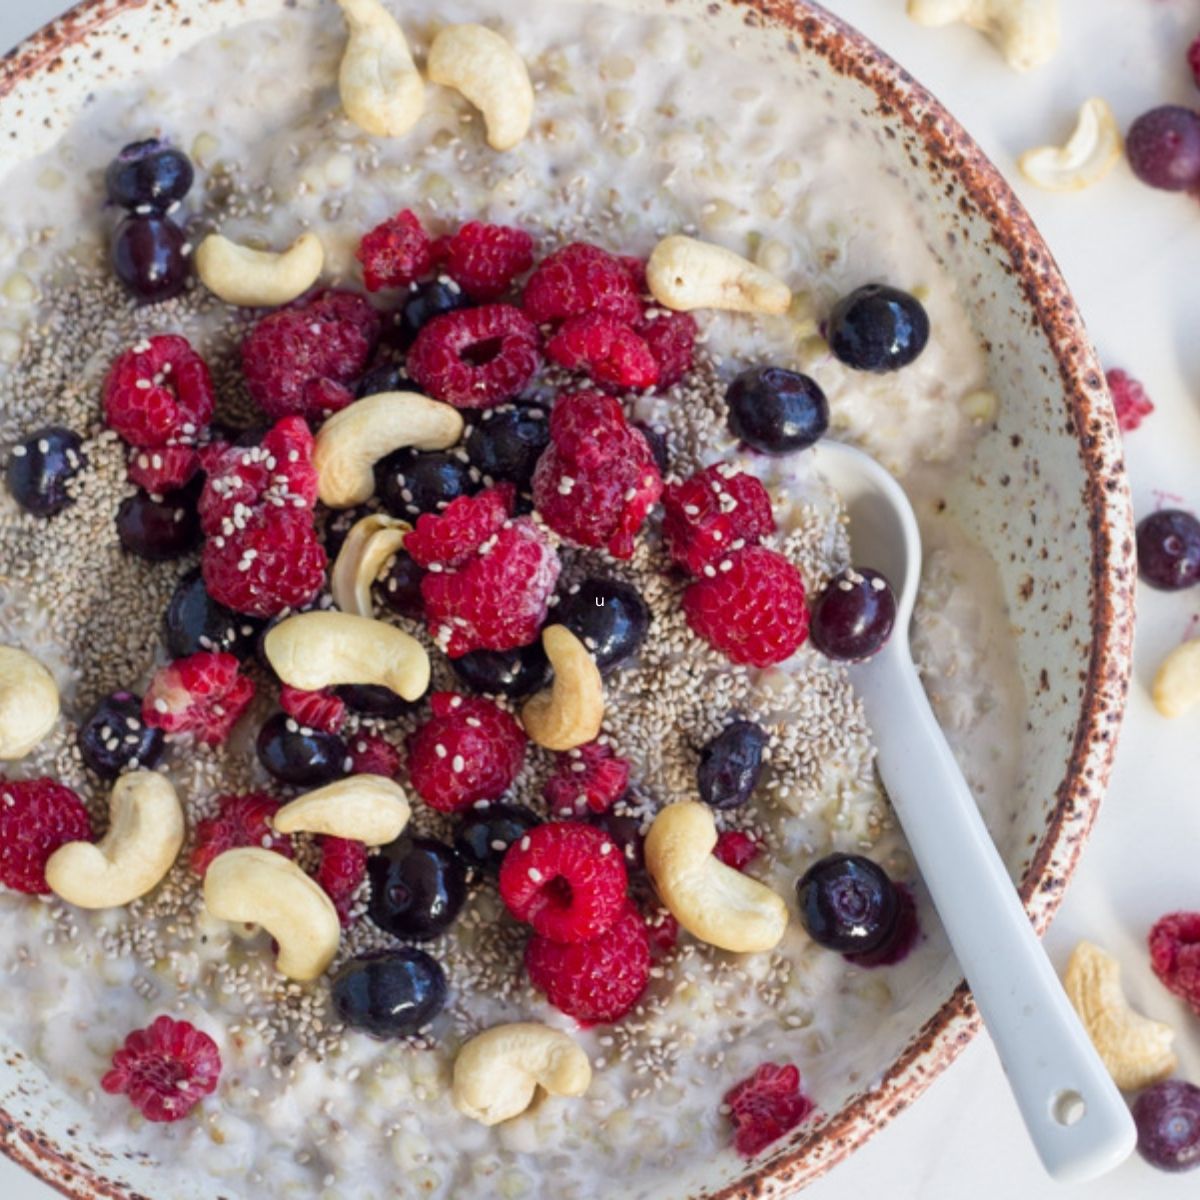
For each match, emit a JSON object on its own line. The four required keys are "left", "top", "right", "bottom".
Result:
{"left": 5, "top": 427, "right": 85, "bottom": 516}
{"left": 164, "top": 567, "right": 262, "bottom": 659}
{"left": 454, "top": 802, "right": 541, "bottom": 875}
{"left": 256, "top": 712, "right": 349, "bottom": 787}
{"left": 377, "top": 449, "right": 478, "bottom": 519}
{"left": 589, "top": 806, "right": 645, "bottom": 871}
{"left": 336, "top": 684, "right": 416, "bottom": 718}
{"left": 1126, "top": 106, "right": 1200, "bottom": 192}
{"left": 1137, "top": 510, "right": 1200, "bottom": 590}
{"left": 330, "top": 948, "right": 448, "bottom": 1039}
{"left": 796, "top": 853, "right": 900, "bottom": 954}
{"left": 465, "top": 404, "right": 549, "bottom": 490}
{"left": 391, "top": 279, "right": 470, "bottom": 347}
{"left": 697, "top": 720, "right": 767, "bottom": 810}
{"left": 450, "top": 642, "right": 550, "bottom": 698}
{"left": 105, "top": 139, "right": 194, "bottom": 211}
{"left": 111, "top": 215, "right": 190, "bottom": 304}
{"left": 77, "top": 691, "right": 164, "bottom": 779}
{"left": 634, "top": 422, "right": 670, "bottom": 476}
{"left": 827, "top": 284, "right": 930, "bottom": 373}
{"left": 116, "top": 490, "right": 201, "bottom": 560}
{"left": 1133, "top": 1079, "right": 1200, "bottom": 1173}
{"left": 355, "top": 361, "right": 409, "bottom": 399}
{"left": 809, "top": 567, "right": 897, "bottom": 661}
{"left": 378, "top": 550, "right": 427, "bottom": 619}
{"left": 556, "top": 578, "right": 650, "bottom": 673}
{"left": 725, "top": 367, "right": 829, "bottom": 455}
{"left": 367, "top": 835, "right": 468, "bottom": 941}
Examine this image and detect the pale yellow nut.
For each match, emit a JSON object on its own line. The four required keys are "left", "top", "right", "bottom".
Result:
{"left": 906, "top": 0, "right": 1059, "bottom": 73}
{"left": 645, "top": 801, "right": 788, "bottom": 954}
{"left": 427, "top": 24, "right": 534, "bottom": 152}
{"left": 1152, "top": 637, "right": 1200, "bottom": 718}
{"left": 1018, "top": 98, "right": 1121, "bottom": 192}
{"left": 647, "top": 235, "right": 790, "bottom": 316}
{"left": 273, "top": 775, "right": 410, "bottom": 844}
{"left": 45, "top": 771, "right": 184, "bottom": 910}
{"left": 520, "top": 625, "right": 603, "bottom": 751}
{"left": 0, "top": 645, "right": 59, "bottom": 759}
{"left": 203, "top": 847, "right": 340, "bottom": 981}
{"left": 313, "top": 392, "right": 464, "bottom": 508}
{"left": 330, "top": 513, "right": 411, "bottom": 617}
{"left": 336, "top": 0, "right": 424, "bottom": 138}
{"left": 1063, "top": 940, "right": 1177, "bottom": 1091}
{"left": 452, "top": 1022, "right": 591, "bottom": 1126}
{"left": 194, "top": 231, "right": 324, "bottom": 307}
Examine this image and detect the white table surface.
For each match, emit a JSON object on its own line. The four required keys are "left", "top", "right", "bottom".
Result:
{"left": 3, "top": 0, "right": 1200, "bottom": 1196}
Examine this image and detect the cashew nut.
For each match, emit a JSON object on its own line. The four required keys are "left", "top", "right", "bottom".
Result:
{"left": 427, "top": 24, "right": 534, "bottom": 152}
{"left": 264, "top": 611, "right": 431, "bottom": 701}
{"left": 1151, "top": 637, "right": 1200, "bottom": 718}
{"left": 313, "top": 392, "right": 465, "bottom": 509}
{"left": 451, "top": 1022, "right": 591, "bottom": 1126}
{"left": 906, "top": 0, "right": 1059, "bottom": 73}
{"left": 45, "top": 771, "right": 184, "bottom": 909}
{"left": 336, "top": 0, "right": 424, "bottom": 138}
{"left": 203, "top": 847, "right": 340, "bottom": 981}
{"left": 645, "top": 801, "right": 788, "bottom": 954}
{"left": 331, "top": 513, "right": 411, "bottom": 618}
{"left": 194, "top": 231, "right": 324, "bottom": 307}
{"left": 646, "top": 235, "right": 791, "bottom": 316}
{"left": 0, "top": 645, "right": 59, "bottom": 759}
{"left": 273, "top": 774, "right": 410, "bottom": 844}
{"left": 520, "top": 625, "right": 603, "bottom": 751}
{"left": 1018, "top": 99, "right": 1122, "bottom": 192}
{"left": 1063, "top": 941, "right": 1177, "bottom": 1091}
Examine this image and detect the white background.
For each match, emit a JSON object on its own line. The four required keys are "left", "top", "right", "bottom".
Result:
{"left": 3, "top": 0, "right": 1200, "bottom": 1196}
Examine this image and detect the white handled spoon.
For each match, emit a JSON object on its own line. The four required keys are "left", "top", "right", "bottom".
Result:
{"left": 811, "top": 440, "right": 1135, "bottom": 1184}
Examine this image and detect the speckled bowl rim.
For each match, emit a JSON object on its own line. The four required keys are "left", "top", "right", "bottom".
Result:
{"left": 0, "top": 1, "right": 1135, "bottom": 1197}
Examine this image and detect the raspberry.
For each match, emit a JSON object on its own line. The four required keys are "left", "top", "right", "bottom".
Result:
{"left": 102, "top": 334, "right": 215, "bottom": 449}
{"left": 543, "top": 742, "right": 631, "bottom": 818}
{"left": 1190, "top": 34, "right": 1200, "bottom": 89}
{"left": 279, "top": 685, "right": 346, "bottom": 733}
{"left": 499, "top": 820, "right": 628, "bottom": 943}
{"left": 406, "top": 304, "right": 541, "bottom": 409}
{"left": 618, "top": 255, "right": 648, "bottom": 294}
{"left": 348, "top": 733, "right": 403, "bottom": 778}
{"left": 662, "top": 464, "right": 776, "bottom": 576}
{"left": 522, "top": 242, "right": 643, "bottom": 326}
{"left": 440, "top": 221, "right": 535, "bottom": 301}
{"left": 714, "top": 830, "right": 761, "bottom": 871}
{"left": 242, "top": 290, "right": 380, "bottom": 421}
{"left": 1106, "top": 368, "right": 1155, "bottom": 433}
{"left": 405, "top": 486, "right": 515, "bottom": 569}
{"left": 315, "top": 836, "right": 368, "bottom": 926}
{"left": 723, "top": 1062, "right": 815, "bottom": 1157}
{"left": 0, "top": 778, "right": 92, "bottom": 895}
{"left": 406, "top": 693, "right": 527, "bottom": 813}
{"left": 101, "top": 1016, "right": 221, "bottom": 1123}
{"left": 531, "top": 390, "right": 663, "bottom": 559}
{"left": 1149, "top": 912, "right": 1200, "bottom": 1015}
{"left": 356, "top": 209, "right": 435, "bottom": 292}
{"left": 142, "top": 652, "right": 256, "bottom": 745}
{"left": 546, "top": 313, "right": 659, "bottom": 391}
{"left": 524, "top": 899, "right": 650, "bottom": 1024}
{"left": 127, "top": 444, "right": 200, "bottom": 495}
{"left": 683, "top": 546, "right": 809, "bottom": 668}
{"left": 189, "top": 792, "right": 293, "bottom": 877}
{"left": 639, "top": 310, "right": 697, "bottom": 389}
{"left": 646, "top": 908, "right": 680, "bottom": 955}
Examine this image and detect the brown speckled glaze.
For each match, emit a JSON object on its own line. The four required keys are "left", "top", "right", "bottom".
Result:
{"left": 0, "top": 0, "right": 1135, "bottom": 1197}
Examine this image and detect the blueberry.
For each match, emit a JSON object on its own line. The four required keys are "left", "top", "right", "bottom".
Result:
{"left": 1133, "top": 1079, "right": 1200, "bottom": 1172}
{"left": 377, "top": 449, "right": 478, "bottom": 519}
{"left": 826, "top": 284, "right": 929, "bottom": 373}
{"left": 335, "top": 684, "right": 416, "bottom": 718}
{"left": 111, "top": 214, "right": 190, "bottom": 304}
{"left": 163, "top": 568, "right": 262, "bottom": 659}
{"left": 390, "top": 279, "right": 469, "bottom": 347}
{"left": 105, "top": 139, "right": 195, "bottom": 211}
{"left": 795, "top": 853, "right": 900, "bottom": 954}
{"left": 809, "top": 567, "right": 897, "bottom": 661}
{"left": 378, "top": 550, "right": 427, "bottom": 619}
{"left": 1137, "top": 510, "right": 1200, "bottom": 591}
{"left": 556, "top": 578, "right": 650, "bottom": 672}
{"left": 634, "top": 422, "right": 670, "bottom": 476}
{"left": 697, "top": 720, "right": 767, "bottom": 810}
{"left": 588, "top": 806, "right": 644, "bottom": 871}
{"left": 256, "top": 712, "right": 349, "bottom": 787}
{"left": 321, "top": 505, "right": 375, "bottom": 561}
{"left": 355, "top": 361, "right": 409, "bottom": 399}
{"left": 725, "top": 367, "right": 829, "bottom": 455}
{"left": 330, "top": 948, "right": 448, "bottom": 1039}
{"left": 76, "top": 691, "right": 164, "bottom": 779}
{"left": 367, "top": 835, "right": 467, "bottom": 941}
{"left": 450, "top": 642, "right": 550, "bottom": 698}
{"left": 116, "top": 490, "right": 201, "bottom": 560}
{"left": 5, "top": 427, "right": 85, "bottom": 516}
{"left": 465, "top": 404, "right": 549, "bottom": 490}
{"left": 454, "top": 802, "right": 541, "bottom": 874}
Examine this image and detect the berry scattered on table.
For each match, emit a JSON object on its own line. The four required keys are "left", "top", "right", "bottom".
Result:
{"left": 6, "top": 426, "right": 86, "bottom": 517}
{"left": 1126, "top": 106, "right": 1200, "bottom": 192}
{"left": 449, "top": 641, "right": 550, "bottom": 698}
{"left": 454, "top": 801, "right": 541, "bottom": 875}
{"left": 111, "top": 214, "right": 190, "bottom": 304}
{"left": 189, "top": 791, "right": 293, "bottom": 877}
{"left": 543, "top": 741, "right": 631, "bottom": 817}
{"left": 163, "top": 568, "right": 262, "bottom": 660}
{"left": 117, "top": 489, "right": 202, "bottom": 561}
{"left": 105, "top": 139, "right": 194, "bottom": 212}
{"left": 545, "top": 311, "right": 660, "bottom": 391}
{"left": 795, "top": 852, "right": 900, "bottom": 956}
{"left": 522, "top": 241, "right": 643, "bottom": 325}
{"left": 723, "top": 1062, "right": 815, "bottom": 1157}
{"left": 826, "top": 283, "right": 930, "bottom": 373}
{"left": 438, "top": 221, "right": 535, "bottom": 301}
{"left": 662, "top": 463, "right": 776, "bottom": 576}
{"left": 367, "top": 834, "right": 468, "bottom": 940}
{"left": 465, "top": 402, "right": 550, "bottom": 492}
{"left": 100, "top": 1015, "right": 221, "bottom": 1123}
{"left": 1136, "top": 510, "right": 1200, "bottom": 591}
{"left": 142, "top": 652, "right": 255, "bottom": 745}
{"left": 808, "top": 567, "right": 897, "bottom": 662}
{"left": 77, "top": 691, "right": 165, "bottom": 779}
{"left": 331, "top": 948, "right": 449, "bottom": 1038}
{"left": 279, "top": 685, "right": 347, "bottom": 734}
{"left": 0, "top": 777, "right": 92, "bottom": 895}
{"left": 356, "top": 208, "right": 435, "bottom": 292}
{"left": 726, "top": 366, "right": 829, "bottom": 455}
{"left": 1106, "top": 368, "right": 1154, "bottom": 434}
{"left": 713, "top": 829, "right": 762, "bottom": 871}
{"left": 698, "top": 719, "right": 768, "bottom": 810}
{"left": 1149, "top": 911, "right": 1200, "bottom": 1015}
{"left": 314, "top": 836, "right": 368, "bottom": 926}
{"left": 255, "top": 712, "right": 350, "bottom": 788}
{"left": 347, "top": 733, "right": 403, "bottom": 778}
{"left": 103, "top": 334, "right": 215, "bottom": 449}
{"left": 1133, "top": 1079, "right": 1200, "bottom": 1173}
{"left": 555, "top": 577, "right": 650, "bottom": 673}
{"left": 377, "top": 447, "right": 479, "bottom": 519}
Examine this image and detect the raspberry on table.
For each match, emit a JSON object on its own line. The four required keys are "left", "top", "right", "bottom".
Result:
{"left": 315, "top": 835, "right": 368, "bottom": 926}
{"left": 127, "top": 444, "right": 200, "bottom": 495}
{"left": 189, "top": 791, "right": 294, "bottom": 877}
{"left": 348, "top": 733, "right": 403, "bottom": 778}
{"left": 279, "top": 684, "right": 346, "bottom": 734}
{"left": 522, "top": 242, "right": 644, "bottom": 325}
{"left": 101, "top": 1015, "right": 222, "bottom": 1123}
{"left": 543, "top": 741, "right": 631, "bottom": 817}
{"left": 714, "top": 829, "right": 762, "bottom": 871}
{"left": 142, "top": 651, "right": 256, "bottom": 745}
{"left": 639, "top": 310, "right": 698, "bottom": 389}
{"left": 405, "top": 485, "right": 515, "bottom": 569}
{"left": 1106, "top": 368, "right": 1155, "bottom": 433}
{"left": 1149, "top": 911, "right": 1200, "bottom": 1015}
{"left": 0, "top": 777, "right": 92, "bottom": 895}
{"left": 662, "top": 463, "right": 776, "bottom": 576}
{"left": 102, "top": 334, "right": 215, "bottom": 449}
{"left": 356, "top": 208, "right": 435, "bottom": 292}
{"left": 546, "top": 312, "right": 660, "bottom": 391}
{"left": 723, "top": 1062, "right": 815, "bottom": 1157}
{"left": 439, "top": 221, "right": 535, "bottom": 301}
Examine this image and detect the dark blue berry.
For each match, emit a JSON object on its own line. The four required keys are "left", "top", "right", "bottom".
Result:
{"left": 377, "top": 449, "right": 478, "bottom": 519}
{"left": 164, "top": 568, "right": 262, "bottom": 659}
{"left": 322, "top": 505, "right": 376, "bottom": 561}
{"left": 378, "top": 550, "right": 426, "bottom": 619}
{"left": 355, "top": 361, "right": 409, "bottom": 398}
{"left": 697, "top": 720, "right": 767, "bottom": 810}
{"left": 1133, "top": 1079, "right": 1200, "bottom": 1172}
{"left": 105, "top": 139, "right": 194, "bottom": 211}
{"left": 256, "top": 712, "right": 348, "bottom": 787}
{"left": 556, "top": 578, "right": 649, "bottom": 673}
{"left": 331, "top": 948, "right": 448, "bottom": 1039}
{"left": 589, "top": 805, "right": 644, "bottom": 871}
{"left": 5, "top": 427, "right": 85, "bottom": 516}
{"left": 111, "top": 214, "right": 190, "bottom": 304}
{"left": 76, "top": 691, "right": 164, "bottom": 779}
{"left": 809, "top": 567, "right": 896, "bottom": 661}
{"left": 450, "top": 642, "right": 550, "bottom": 698}
{"left": 726, "top": 367, "right": 828, "bottom": 455}
{"left": 795, "top": 853, "right": 900, "bottom": 954}
{"left": 454, "top": 802, "right": 541, "bottom": 874}
{"left": 390, "top": 279, "right": 469, "bottom": 347}
{"left": 367, "top": 835, "right": 467, "bottom": 941}
{"left": 827, "top": 284, "right": 929, "bottom": 373}
{"left": 634, "top": 422, "right": 670, "bottom": 476}
{"left": 1137, "top": 510, "right": 1200, "bottom": 591}
{"left": 336, "top": 684, "right": 416, "bottom": 718}
{"left": 116, "top": 490, "right": 201, "bottom": 560}
{"left": 465, "top": 403, "right": 549, "bottom": 490}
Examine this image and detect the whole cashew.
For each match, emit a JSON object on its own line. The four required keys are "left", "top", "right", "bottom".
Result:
{"left": 330, "top": 513, "right": 411, "bottom": 618}
{"left": 906, "top": 0, "right": 1059, "bottom": 73}
{"left": 194, "top": 231, "right": 325, "bottom": 307}
{"left": 1018, "top": 98, "right": 1121, "bottom": 192}
{"left": 264, "top": 611, "right": 431, "bottom": 700}
{"left": 451, "top": 1022, "right": 591, "bottom": 1126}
{"left": 45, "top": 771, "right": 184, "bottom": 909}
{"left": 0, "top": 645, "right": 59, "bottom": 759}
{"left": 313, "top": 392, "right": 465, "bottom": 509}
{"left": 644, "top": 801, "right": 788, "bottom": 954}
{"left": 427, "top": 24, "right": 534, "bottom": 152}
{"left": 273, "top": 774, "right": 411, "bottom": 844}
{"left": 336, "top": 0, "right": 425, "bottom": 138}
{"left": 647, "top": 235, "right": 791, "bottom": 316}
{"left": 203, "top": 847, "right": 340, "bottom": 981}
{"left": 520, "top": 625, "right": 603, "bottom": 751}
{"left": 1151, "top": 637, "right": 1200, "bottom": 718}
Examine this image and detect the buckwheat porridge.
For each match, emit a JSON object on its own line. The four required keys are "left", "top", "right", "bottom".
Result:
{"left": 0, "top": 1, "right": 1023, "bottom": 1197}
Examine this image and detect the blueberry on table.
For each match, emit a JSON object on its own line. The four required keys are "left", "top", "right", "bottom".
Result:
{"left": 1125, "top": 106, "right": 1200, "bottom": 193}
{"left": 105, "top": 139, "right": 195, "bottom": 211}
{"left": 163, "top": 567, "right": 262, "bottom": 659}
{"left": 367, "top": 835, "right": 467, "bottom": 940}
{"left": 77, "top": 690, "right": 164, "bottom": 778}
{"left": 697, "top": 720, "right": 767, "bottom": 810}
{"left": 5, "top": 426, "right": 85, "bottom": 516}
{"left": 116, "top": 490, "right": 201, "bottom": 560}
{"left": 809, "top": 567, "right": 897, "bottom": 661}
{"left": 1133, "top": 1079, "right": 1200, "bottom": 1172}
{"left": 255, "top": 712, "right": 349, "bottom": 787}
{"left": 826, "top": 284, "right": 929, "bottom": 373}
{"left": 331, "top": 948, "right": 448, "bottom": 1038}
{"left": 1137, "top": 510, "right": 1200, "bottom": 591}
{"left": 465, "top": 403, "right": 550, "bottom": 490}
{"left": 454, "top": 802, "right": 541, "bottom": 875}
{"left": 111, "top": 214, "right": 190, "bottom": 304}
{"left": 795, "top": 852, "right": 900, "bottom": 955}
{"left": 377, "top": 448, "right": 478, "bottom": 519}
{"left": 450, "top": 642, "right": 550, "bottom": 698}
{"left": 556, "top": 578, "right": 650, "bottom": 673}
{"left": 725, "top": 367, "right": 829, "bottom": 455}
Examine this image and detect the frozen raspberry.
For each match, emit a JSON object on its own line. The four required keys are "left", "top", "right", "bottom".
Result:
{"left": 524, "top": 899, "right": 650, "bottom": 1024}
{"left": 543, "top": 742, "right": 631, "bottom": 818}
{"left": 546, "top": 312, "right": 660, "bottom": 391}
{"left": 440, "top": 221, "right": 535, "bottom": 301}
{"left": 102, "top": 334, "right": 215, "bottom": 449}
{"left": 356, "top": 209, "right": 435, "bottom": 292}
{"left": 242, "top": 290, "right": 380, "bottom": 421}
{"left": 315, "top": 836, "right": 368, "bottom": 926}
{"left": 1150, "top": 911, "right": 1200, "bottom": 1015}
{"left": 142, "top": 651, "right": 256, "bottom": 745}
{"left": 618, "top": 256, "right": 648, "bottom": 294}
{"left": 127, "top": 444, "right": 200, "bottom": 495}
{"left": 279, "top": 685, "right": 346, "bottom": 734}
{"left": 499, "top": 820, "right": 628, "bottom": 943}
{"left": 406, "top": 304, "right": 541, "bottom": 409}
{"left": 646, "top": 908, "right": 680, "bottom": 955}
{"left": 714, "top": 830, "right": 762, "bottom": 871}
{"left": 723, "top": 1062, "right": 815, "bottom": 1157}
{"left": 662, "top": 464, "right": 776, "bottom": 576}
{"left": 348, "top": 733, "right": 403, "bottom": 778}
{"left": 406, "top": 693, "right": 527, "bottom": 812}
{"left": 405, "top": 486, "right": 515, "bottom": 569}
{"left": 0, "top": 778, "right": 92, "bottom": 895}
{"left": 189, "top": 791, "right": 293, "bottom": 877}
{"left": 101, "top": 1016, "right": 221, "bottom": 1123}
{"left": 1106, "top": 368, "right": 1155, "bottom": 433}
{"left": 683, "top": 546, "right": 809, "bottom": 668}
{"left": 522, "top": 242, "right": 643, "bottom": 326}
{"left": 639, "top": 310, "right": 697, "bottom": 389}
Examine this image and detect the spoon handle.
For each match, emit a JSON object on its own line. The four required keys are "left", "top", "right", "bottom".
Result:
{"left": 854, "top": 647, "right": 1136, "bottom": 1183}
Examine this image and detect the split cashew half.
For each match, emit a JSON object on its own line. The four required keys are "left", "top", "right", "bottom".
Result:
{"left": 0, "top": 645, "right": 59, "bottom": 759}
{"left": 520, "top": 625, "right": 603, "bottom": 751}
{"left": 46, "top": 771, "right": 184, "bottom": 909}
{"left": 331, "top": 513, "right": 411, "bottom": 618}
{"left": 194, "top": 231, "right": 324, "bottom": 307}
{"left": 313, "top": 392, "right": 465, "bottom": 508}
{"left": 452, "top": 1022, "right": 591, "bottom": 1126}
{"left": 906, "top": 0, "right": 1059, "bottom": 73}
{"left": 647, "top": 235, "right": 791, "bottom": 316}
{"left": 264, "top": 611, "right": 431, "bottom": 701}
{"left": 273, "top": 774, "right": 411, "bottom": 845}
{"left": 203, "top": 847, "right": 340, "bottom": 981}
{"left": 427, "top": 24, "right": 534, "bottom": 152}
{"left": 1151, "top": 637, "right": 1200, "bottom": 718}
{"left": 1018, "top": 98, "right": 1122, "bottom": 192}
{"left": 336, "top": 0, "right": 425, "bottom": 138}
{"left": 645, "top": 801, "right": 788, "bottom": 954}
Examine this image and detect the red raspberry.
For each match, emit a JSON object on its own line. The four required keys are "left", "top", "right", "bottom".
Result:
{"left": 618, "top": 255, "right": 648, "bottom": 294}
{"left": 714, "top": 830, "right": 761, "bottom": 871}
{"left": 406, "top": 304, "right": 541, "bottom": 409}
{"left": 546, "top": 313, "right": 660, "bottom": 391}
{"left": 315, "top": 836, "right": 368, "bottom": 926}
{"left": 1149, "top": 912, "right": 1200, "bottom": 1015}
{"left": 1106, "top": 368, "right": 1154, "bottom": 433}
{"left": 348, "top": 733, "right": 403, "bottom": 778}
{"left": 127, "top": 444, "right": 200, "bottom": 495}
{"left": 102, "top": 335, "right": 214, "bottom": 449}
{"left": 639, "top": 310, "right": 697, "bottom": 389}
{"left": 440, "top": 221, "right": 535, "bottom": 301}
{"left": 543, "top": 742, "right": 631, "bottom": 818}
{"left": 524, "top": 899, "right": 650, "bottom": 1024}
{"left": 406, "top": 693, "right": 526, "bottom": 812}
{"left": 683, "top": 546, "right": 809, "bottom": 668}
{"left": 242, "top": 289, "right": 380, "bottom": 421}
{"left": 189, "top": 792, "right": 294, "bottom": 877}
{"left": 356, "top": 209, "right": 435, "bottom": 292}
{"left": 0, "top": 778, "right": 92, "bottom": 895}
{"left": 142, "top": 652, "right": 256, "bottom": 745}
{"left": 405, "top": 486, "right": 514, "bottom": 569}
{"left": 1190, "top": 34, "right": 1200, "bottom": 89}
{"left": 101, "top": 1016, "right": 221, "bottom": 1123}
{"left": 662, "top": 463, "right": 776, "bottom": 576}
{"left": 499, "top": 820, "right": 628, "bottom": 943}
{"left": 279, "top": 685, "right": 346, "bottom": 733}
{"left": 723, "top": 1062, "right": 815, "bottom": 1157}
{"left": 523, "top": 242, "right": 643, "bottom": 326}
{"left": 646, "top": 908, "right": 680, "bottom": 955}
